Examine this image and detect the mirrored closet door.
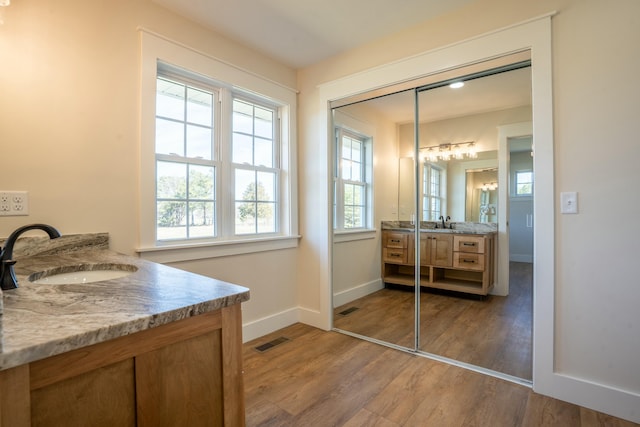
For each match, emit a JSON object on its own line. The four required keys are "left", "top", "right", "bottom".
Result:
{"left": 331, "top": 55, "right": 534, "bottom": 382}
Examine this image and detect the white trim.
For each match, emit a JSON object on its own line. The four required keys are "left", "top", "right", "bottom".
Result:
{"left": 496, "top": 121, "right": 533, "bottom": 296}
{"left": 333, "top": 229, "right": 376, "bottom": 243}
{"left": 137, "top": 235, "right": 300, "bottom": 263}
{"left": 333, "top": 278, "right": 384, "bottom": 308}
{"left": 138, "top": 29, "right": 298, "bottom": 257}
{"left": 137, "top": 27, "right": 298, "bottom": 95}
{"left": 242, "top": 307, "right": 299, "bottom": 343}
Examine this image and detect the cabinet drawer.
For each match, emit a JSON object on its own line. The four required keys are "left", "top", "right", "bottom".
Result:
{"left": 453, "top": 235, "right": 485, "bottom": 253}
{"left": 453, "top": 252, "right": 485, "bottom": 271}
{"left": 384, "top": 232, "right": 408, "bottom": 249}
{"left": 383, "top": 248, "right": 408, "bottom": 264}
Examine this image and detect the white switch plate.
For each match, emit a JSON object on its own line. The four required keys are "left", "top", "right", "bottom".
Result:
{"left": 560, "top": 191, "right": 578, "bottom": 214}
{"left": 0, "top": 191, "right": 29, "bottom": 216}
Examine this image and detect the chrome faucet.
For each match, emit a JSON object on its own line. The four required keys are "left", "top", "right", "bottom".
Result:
{"left": 0, "top": 224, "right": 61, "bottom": 290}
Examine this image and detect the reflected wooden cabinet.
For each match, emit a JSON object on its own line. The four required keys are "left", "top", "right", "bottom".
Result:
{"left": 381, "top": 230, "right": 495, "bottom": 295}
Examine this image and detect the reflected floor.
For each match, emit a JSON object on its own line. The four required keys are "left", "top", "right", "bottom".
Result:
{"left": 334, "top": 262, "right": 533, "bottom": 380}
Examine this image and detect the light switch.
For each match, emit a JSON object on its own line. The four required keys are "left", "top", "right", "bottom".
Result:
{"left": 560, "top": 191, "right": 578, "bottom": 214}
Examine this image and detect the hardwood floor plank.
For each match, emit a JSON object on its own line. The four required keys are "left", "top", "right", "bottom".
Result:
{"left": 343, "top": 408, "right": 400, "bottom": 427}
{"left": 244, "top": 324, "right": 638, "bottom": 427}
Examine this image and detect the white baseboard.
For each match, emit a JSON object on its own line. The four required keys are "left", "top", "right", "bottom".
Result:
{"left": 242, "top": 307, "right": 299, "bottom": 343}
{"left": 241, "top": 280, "right": 384, "bottom": 343}
{"left": 333, "top": 279, "right": 384, "bottom": 308}
{"left": 510, "top": 253, "right": 533, "bottom": 263}
{"left": 536, "top": 372, "right": 640, "bottom": 424}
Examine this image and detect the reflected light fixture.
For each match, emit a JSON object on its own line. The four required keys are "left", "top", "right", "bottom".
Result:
{"left": 420, "top": 142, "right": 477, "bottom": 162}
{"left": 481, "top": 182, "right": 498, "bottom": 191}
{"left": 0, "top": 0, "right": 9, "bottom": 6}
{"left": 449, "top": 81, "right": 464, "bottom": 89}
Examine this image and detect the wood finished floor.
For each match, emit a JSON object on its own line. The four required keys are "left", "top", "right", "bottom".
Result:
{"left": 243, "top": 323, "right": 637, "bottom": 426}
{"left": 333, "top": 261, "right": 533, "bottom": 379}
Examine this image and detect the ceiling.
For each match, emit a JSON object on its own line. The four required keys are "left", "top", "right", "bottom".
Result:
{"left": 152, "top": 0, "right": 476, "bottom": 69}
{"left": 153, "top": 0, "right": 531, "bottom": 122}
{"left": 340, "top": 66, "right": 532, "bottom": 124}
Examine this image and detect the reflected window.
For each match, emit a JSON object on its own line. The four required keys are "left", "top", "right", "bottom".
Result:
{"left": 422, "top": 163, "right": 445, "bottom": 220}
{"left": 334, "top": 128, "right": 372, "bottom": 230}
{"left": 516, "top": 170, "right": 533, "bottom": 196}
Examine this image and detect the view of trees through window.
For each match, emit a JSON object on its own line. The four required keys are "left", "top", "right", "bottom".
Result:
{"left": 155, "top": 76, "right": 279, "bottom": 241}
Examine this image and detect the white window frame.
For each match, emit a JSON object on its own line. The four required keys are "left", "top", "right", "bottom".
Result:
{"left": 334, "top": 128, "right": 372, "bottom": 232}
{"left": 138, "top": 29, "right": 299, "bottom": 263}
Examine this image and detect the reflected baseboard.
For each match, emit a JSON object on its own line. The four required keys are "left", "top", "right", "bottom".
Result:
{"left": 333, "top": 279, "right": 384, "bottom": 308}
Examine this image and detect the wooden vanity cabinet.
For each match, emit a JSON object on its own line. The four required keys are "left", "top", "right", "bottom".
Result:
{"left": 381, "top": 229, "right": 495, "bottom": 295}
{"left": 0, "top": 304, "right": 244, "bottom": 427}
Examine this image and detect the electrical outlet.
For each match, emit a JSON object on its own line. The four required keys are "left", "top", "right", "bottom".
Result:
{"left": 0, "top": 191, "right": 29, "bottom": 216}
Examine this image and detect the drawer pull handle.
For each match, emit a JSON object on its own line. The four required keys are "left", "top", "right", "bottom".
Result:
{"left": 462, "top": 242, "right": 476, "bottom": 246}
{"left": 390, "top": 239, "right": 401, "bottom": 244}
{"left": 462, "top": 259, "right": 476, "bottom": 263}
{"left": 390, "top": 253, "right": 401, "bottom": 258}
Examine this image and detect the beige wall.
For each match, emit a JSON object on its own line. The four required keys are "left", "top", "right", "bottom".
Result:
{"left": 298, "top": 0, "right": 640, "bottom": 419}
{"left": 0, "top": 0, "right": 297, "bottom": 339}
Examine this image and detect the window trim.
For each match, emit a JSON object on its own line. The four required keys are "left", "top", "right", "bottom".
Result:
{"left": 138, "top": 29, "right": 299, "bottom": 262}
{"left": 333, "top": 128, "right": 373, "bottom": 232}
{"left": 332, "top": 110, "right": 375, "bottom": 236}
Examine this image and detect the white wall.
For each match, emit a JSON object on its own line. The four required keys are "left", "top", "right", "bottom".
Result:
{"left": 298, "top": 0, "right": 640, "bottom": 422}
{"left": 331, "top": 103, "right": 398, "bottom": 305}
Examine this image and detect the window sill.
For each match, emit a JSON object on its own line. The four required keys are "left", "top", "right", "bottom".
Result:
{"left": 333, "top": 229, "right": 377, "bottom": 243}
{"left": 137, "top": 235, "right": 301, "bottom": 263}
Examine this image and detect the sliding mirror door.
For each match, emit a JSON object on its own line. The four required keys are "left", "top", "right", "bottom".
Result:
{"left": 415, "top": 65, "right": 533, "bottom": 380}
{"left": 332, "top": 89, "right": 417, "bottom": 349}
{"left": 330, "top": 55, "right": 533, "bottom": 382}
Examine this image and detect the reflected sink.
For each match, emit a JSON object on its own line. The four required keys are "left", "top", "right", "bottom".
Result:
{"left": 28, "top": 263, "right": 138, "bottom": 285}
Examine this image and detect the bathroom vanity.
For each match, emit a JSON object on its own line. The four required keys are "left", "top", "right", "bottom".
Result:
{"left": 381, "top": 223, "right": 496, "bottom": 296}
{"left": 0, "top": 234, "right": 249, "bottom": 427}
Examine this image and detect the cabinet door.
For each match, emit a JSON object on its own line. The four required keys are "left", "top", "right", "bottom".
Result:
{"left": 136, "top": 331, "right": 224, "bottom": 427}
{"left": 31, "top": 359, "right": 136, "bottom": 427}
{"left": 430, "top": 234, "right": 453, "bottom": 267}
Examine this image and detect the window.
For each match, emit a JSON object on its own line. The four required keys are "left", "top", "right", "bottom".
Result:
{"left": 334, "top": 128, "right": 372, "bottom": 231}
{"left": 155, "top": 77, "right": 217, "bottom": 241}
{"left": 155, "top": 73, "right": 282, "bottom": 242}
{"left": 139, "top": 31, "right": 298, "bottom": 261}
{"left": 232, "top": 98, "right": 278, "bottom": 234}
{"left": 515, "top": 170, "right": 533, "bottom": 196}
{"left": 422, "top": 163, "right": 445, "bottom": 220}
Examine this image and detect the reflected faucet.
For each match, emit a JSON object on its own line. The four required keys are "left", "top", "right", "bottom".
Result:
{"left": 439, "top": 215, "right": 452, "bottom": 229}
{"left": 0, "top": 224, "right": 61, "bottom": 290}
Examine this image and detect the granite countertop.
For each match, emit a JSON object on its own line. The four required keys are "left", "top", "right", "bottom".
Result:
{"left": 381, "top": 220, "right": 497, "bottom": 235}
{"left": 0, "top": 233, "right": 250, "bottom": 370}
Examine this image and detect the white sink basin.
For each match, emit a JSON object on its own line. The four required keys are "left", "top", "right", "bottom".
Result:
{"left": 29, "top": 264, "right": 138, "bottom": 285}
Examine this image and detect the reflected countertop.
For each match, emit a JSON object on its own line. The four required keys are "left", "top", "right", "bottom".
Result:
{"left": 381, "top": 220, "right": 497, "bottom": 235}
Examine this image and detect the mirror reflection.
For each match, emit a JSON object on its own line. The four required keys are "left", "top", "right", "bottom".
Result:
{"left": 332, "top": 62, "right": 533, "bottom": 380}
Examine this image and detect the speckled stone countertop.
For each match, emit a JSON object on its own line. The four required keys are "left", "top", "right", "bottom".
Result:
{"left": 381, "top": 220, "right": 497, "bottom": 234}
{"left": 0, "top": 233, "right": 250, "bottom": 370}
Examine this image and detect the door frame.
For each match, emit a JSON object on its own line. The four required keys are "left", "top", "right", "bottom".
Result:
{"left": 496, "top": 122, "right": 533, "bottom": 296}
{"left": 319, "top": 13, "right": 555, "bottom": 394}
